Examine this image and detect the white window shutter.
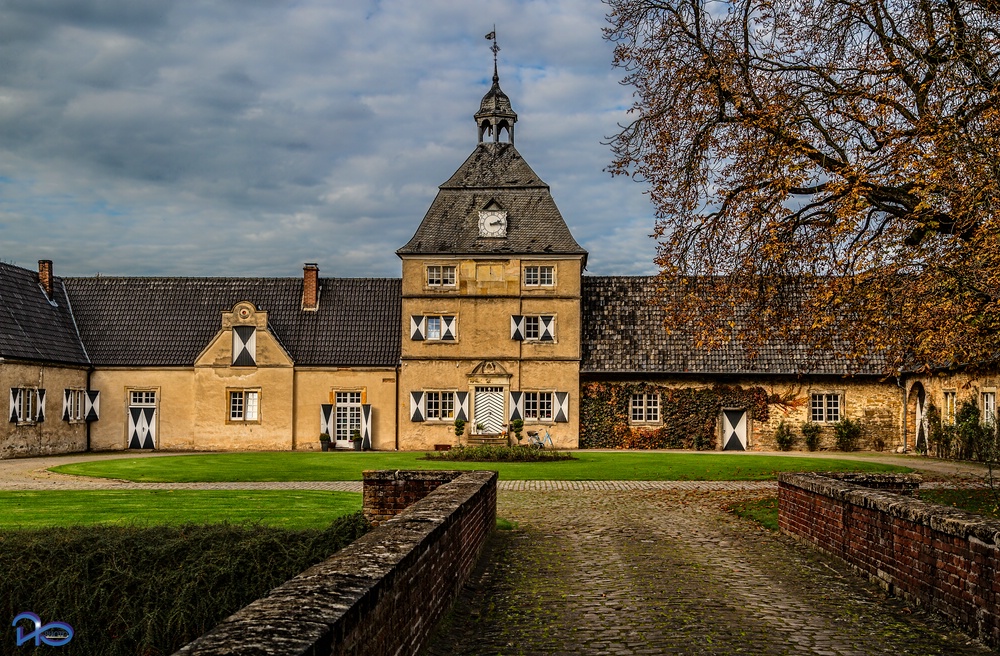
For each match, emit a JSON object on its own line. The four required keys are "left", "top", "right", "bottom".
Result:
{"left": 441, "top": 315, "right": 456, "bottom": 341}
{"left": 361, "top": 404, "right": 373, "bottom": 448}
{"left": 85, "top": 391, "right": 101, "bottom": 422}
{"left": 410, "top": 316, "right": 425, "bottom": 341}
{"left": 454, "top": 392, "right": 469, "bottom": 422}
{"left": 320, "top": 404, "right": 334, "bottom": 436}
{"left": 63, "top": 390, "right": 72, "bottom": 421}
{"left": 35, "top": 389, "right": 45, "bottom": 422}
{"left": 233, "top": 326, "right": 257, "bottom": 366}
{"left": 540, "top": 316, "right": 555, "bottom": 342}
{"left": 410, "top": 391, "right": 425, "bottom": 422}
{"left": 509, "top": 391, "right": 523, "bottom": 421}
{"left": 510, "top": 315, "right": 524, "bottom": 340}
{"left": 9, "top": 389, "right": 20, "bottom": 423}
{"left": 554, "top": 392, "right": 569, "bottom": 422}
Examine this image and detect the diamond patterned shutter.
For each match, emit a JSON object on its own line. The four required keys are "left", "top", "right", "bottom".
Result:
{"left": 410, "top": 316, "right": 425, "bottom": 341}
{"left": 63, "top": 389, "right": 72, "bottom": 421}
{"left": 85, "top": 391, "right": 101, "bottom": 422}
{"left": 454, "top": 392, "right": 469, "bottom": 421}
{"left": 441, "top": 316, "right": 456, "bottom": 341}
{"left": 510, "top": 315, "right": 524, "bottom": 341}
{"left": 554, "top": 392, "right": 569, "bottom": 422}
{"left": 320, "top": 404, "right": 334, "bottom": 436}
{"left": 509, "top": 391, "right": 524, "bottom": 421}
{"left": 361, "top": 404, "right": 373, "bottom": 449}
{"left": 35, "top": 389, "right": 45, "bottom": 422}
{"left": 232, "top": 326, "right": 257, "bottom": 366}
{"left": 540, "top": 316, "right": 555, "bottom": 342}
{"left": 410, "top": 391, "right": 425, "bottom": 422}
{"left": 9, "top": 389, "right": 21, "bottom": 423}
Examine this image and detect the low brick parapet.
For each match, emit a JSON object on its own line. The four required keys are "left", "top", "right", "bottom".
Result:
{"left": 362, "top": 469, "right": 465, "bottom": 525}
{"left": 173, "top": 470, "right": 498, "bottom": 656}
{"left": 779, "top": 472, "right": 1000, "bottom": 649}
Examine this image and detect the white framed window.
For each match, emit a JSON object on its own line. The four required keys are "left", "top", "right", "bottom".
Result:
{"left": 511, "top": 315, "right": 555, "bottom": 342}
{"left": 810, "top": 393, "right": 841, "bottom": 423}
{"left": 426, "top": 265, "right": 457, "bottom": 287}
{"left": 335, "top": 391, "right": 362, "bottom": 441}
{"left": 523, "top": 392, "right": 553, "bottom": 421}
{"left": 943, "top": 391, "right": 957, "bottom": 426}
{"left": 425, "top": 391, "right": 456, "bottom": 420}
{"left": 630, "top": 393, "right": 660, "bottom": 424}
{"left": 982, "top": 391, "right": 996, "bottom": 426}
{"left": 10, "top": 387, "right": 45, "bottom": 425}
{"left": 229, "top": 389, "right": 260, "bottom": 423}
{"left": 66, "top": 389, "right": 85, "bottom": 422}
{"left": 130, "top": 391, "right": 156, "bottom": 406}
{"left": 523, "top": 265, "right": 554, "bottom": 287}
{"left": 410, "top": 315, "right": 457, "bottom": 341}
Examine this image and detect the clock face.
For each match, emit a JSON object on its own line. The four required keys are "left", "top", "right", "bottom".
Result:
{"left": 478, "top": 210, "right": 507, "bottom": 237}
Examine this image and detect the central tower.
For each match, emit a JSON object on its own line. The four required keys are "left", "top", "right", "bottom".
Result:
{"left": 396, "top": 50, "right": 587, "bottom": 450}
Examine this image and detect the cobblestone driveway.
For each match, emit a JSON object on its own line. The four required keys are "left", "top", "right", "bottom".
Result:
{"left": 423, "top": 489, "right": 992, "bottom": 656}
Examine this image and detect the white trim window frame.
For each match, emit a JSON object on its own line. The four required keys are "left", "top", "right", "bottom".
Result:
{"left": 523, "top": 391, "right": 554, "bottom": 422}
{"left": 810, "top": 392, "right": 842, "bottom": 423}
{"left": 523, "top": 265, "right": 554, "bottom": 287}
{"left": 229, "top": 389, "right": 260, "bottom": 423}
{"left": 943, "top": 390, "right": 957, "bottom": 426}
{"left": 425, "top": 391, "right": 456, "bottom": 421}
{"left": 982, "top": 391, "right": 996, "bottom": 427}
{"left": 630, "top": 393, "right": 660, "bottom": 424}
{"left": 67, "top": 388, "right": 86, "bottom": 423}
{"left": 426, "top": 265, "right": 457, "bottom": 288}
{"left": 11, "top": 387, "right": 43, "bottom": 425}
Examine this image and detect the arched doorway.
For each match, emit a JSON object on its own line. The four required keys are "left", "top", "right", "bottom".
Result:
{"left": 906, "top": 382, "right": 927, "bottom": 453}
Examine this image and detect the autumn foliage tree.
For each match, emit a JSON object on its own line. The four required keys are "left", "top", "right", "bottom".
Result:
{"left": 606, "top": 0, "right": 1000, "bottom": 372}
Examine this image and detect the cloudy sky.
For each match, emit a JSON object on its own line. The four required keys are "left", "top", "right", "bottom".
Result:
{"left": 0, "top": 0, "right": 659, "bottom": 278}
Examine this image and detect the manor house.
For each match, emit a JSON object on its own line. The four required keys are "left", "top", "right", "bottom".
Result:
{"left": 0, "top": 69, "right": 978, "bottom": 458}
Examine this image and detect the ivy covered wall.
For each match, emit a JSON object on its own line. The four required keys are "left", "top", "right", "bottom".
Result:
{"left": 579, "top": 382, "right": 773, "bottom": 449}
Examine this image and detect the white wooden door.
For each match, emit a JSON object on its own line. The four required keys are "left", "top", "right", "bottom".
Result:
{"left": 722, "top": 409, "right": 747, "bottom": 451}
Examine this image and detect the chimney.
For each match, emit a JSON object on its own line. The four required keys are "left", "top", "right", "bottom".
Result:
{"left": 38, "top": 260, "right": 53, "bottom": 298}
{"left": 302, "top": 263, "right": 319, "bottom": 311}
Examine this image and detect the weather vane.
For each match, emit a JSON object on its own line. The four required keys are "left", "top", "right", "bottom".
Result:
{"left": 485, "top": 26, "right": 499, "bottom": 71}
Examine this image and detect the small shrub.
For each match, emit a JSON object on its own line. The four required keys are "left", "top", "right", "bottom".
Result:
{"left": 773, "top": 421, "right": 795, "bottom": 451}
{"left": 424, "top": 444, "right": 574, "bottom": 462}
{"left": 510, "top": 419, "right": 524, "bottom": 443}
{"left": 453, "top": 418, "right": 466, "bottom": 438}
{"left": 801, "top": 422, "right": 821, "bottom": 451}
{"left": 834, "top": 418, "right": 863, "bottom": 452}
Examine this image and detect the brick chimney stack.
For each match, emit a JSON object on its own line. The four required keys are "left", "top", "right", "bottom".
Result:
{"left": 38, "top": 260, "right": 53, "bottom": 298}
{"left": 302, "top": 263, "right": 319, "bottom": 311}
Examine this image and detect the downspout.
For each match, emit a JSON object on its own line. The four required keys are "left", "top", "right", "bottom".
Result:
{"left": 395, "top": 361, "right": 400, "bottom": 451}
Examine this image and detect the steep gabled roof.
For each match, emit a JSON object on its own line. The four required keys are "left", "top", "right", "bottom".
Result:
{"left": 396, "top": 142, "right": 587, "bottom": 260}
{"left": 63, "top": 277, "right": 401, "bottom": 368}
{"left": 0, "top": 262, "right": 89, "bottom": 365}
{"left": 581, "top": 276, "right": 887, "bottom": 376}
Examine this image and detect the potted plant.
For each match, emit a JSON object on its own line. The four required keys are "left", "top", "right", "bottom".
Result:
{"left": 319, "top": 432, "right": 331, "bottom": 452}
{"left": 351, "top": 429, "right": 363, "bottom": 451}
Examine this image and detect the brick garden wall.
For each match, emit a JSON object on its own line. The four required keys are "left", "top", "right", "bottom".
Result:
{"left": 779, "top": 473, "right": 1000, "bottom": 649}
{"left": 174, "top": 470, "right": 498, "bottom": 656}
{"left": 363, "top": 469, "right": 464, "bottom": 525}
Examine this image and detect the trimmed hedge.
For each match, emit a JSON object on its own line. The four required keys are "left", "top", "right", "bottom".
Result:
{"left": 0, "top": 513, "right": 370, "bottom": 656}
{"left": 580, "top": 382, "right": 773, "bottom": 449}
{"left": 425, "top": 444, "right": 574, "bottom": 462}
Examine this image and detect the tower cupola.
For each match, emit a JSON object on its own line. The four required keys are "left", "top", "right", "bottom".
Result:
{"left": 475, "top": 31, "right": 517, "bottom": 144}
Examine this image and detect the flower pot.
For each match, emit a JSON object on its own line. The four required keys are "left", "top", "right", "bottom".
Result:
{"left": 320, "top": 441, "right": 330, "bottom": 452}
{"left": 353, "top": 440, "right": 363, "bottom": 451}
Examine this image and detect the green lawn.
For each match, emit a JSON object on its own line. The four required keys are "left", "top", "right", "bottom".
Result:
{"left": 51, "top": 451, "right": 910, "bottom": 482}
{"left": 920, "top": 488, "right": 1000, "bottom": 519}
{"left": 0, "top": 490, "right": 360, "bottom": 530}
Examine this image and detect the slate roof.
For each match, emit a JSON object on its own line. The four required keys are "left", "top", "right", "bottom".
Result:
{"left": 0, "top": 262, "right": 89, "bottom": 365}
{"left": 63, "top": 277, "right": 401, "bottom": 368}
{"left": 396, "top": 142, "right": 588, "bottom": 260}
{"left": 581, "top": 276, "right": 887, "bottom": 376}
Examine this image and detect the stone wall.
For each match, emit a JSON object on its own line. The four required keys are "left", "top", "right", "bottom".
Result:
{"left": 779, "top": 473, "right": 1000, "bottom": 649}
{"left": 174, "top": 470, "right": 498, "bottom": 656}
{"left": 363, "top": 469, "right": 464, "bottom": 525}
